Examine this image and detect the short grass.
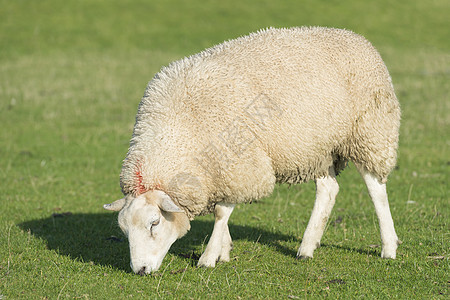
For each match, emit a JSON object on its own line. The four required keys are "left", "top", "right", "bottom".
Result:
{"left": 0, "top": 0, "right": 448, "bottom": 298}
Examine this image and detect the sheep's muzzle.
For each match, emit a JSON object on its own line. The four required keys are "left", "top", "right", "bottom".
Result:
{"left": 137, "top": 267, "right": 147, "bottom": 276}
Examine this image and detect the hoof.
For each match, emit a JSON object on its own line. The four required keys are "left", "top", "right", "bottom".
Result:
{"left": 296, "top": 255, "right": 312, "bottom": 260}
{"left": 197, "top": 255, "right": 218, "bottom": 268}
{"left": 381, "top": 246, "right": 397, "bottom": 259}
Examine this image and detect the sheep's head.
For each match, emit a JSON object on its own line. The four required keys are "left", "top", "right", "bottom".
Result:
{"left": 104, "top": 190, "right": 190, "bottom": 275}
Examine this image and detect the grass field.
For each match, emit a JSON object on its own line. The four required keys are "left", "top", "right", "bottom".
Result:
{"left": 1, "top": 0, "right": 448, "bottom": 298}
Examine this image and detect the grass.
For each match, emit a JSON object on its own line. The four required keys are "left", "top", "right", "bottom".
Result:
{"left": 0, "top": 0, "right": 448, "bottom": 298}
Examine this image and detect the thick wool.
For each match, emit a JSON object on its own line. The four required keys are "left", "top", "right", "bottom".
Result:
{"left": 120, "top": 27, "right": 400, "bottom": 219}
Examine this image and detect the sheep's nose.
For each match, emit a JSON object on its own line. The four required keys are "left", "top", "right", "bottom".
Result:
{"left": 137, "top": 266, "right": 147, "bottom": 276}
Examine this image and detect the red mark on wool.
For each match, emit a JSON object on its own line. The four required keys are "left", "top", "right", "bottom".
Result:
{"left": 135, "top": 169, "right": 147, "bottom": 195}
{"left": 133, "top": 162, "right": 162, "bottom": 195}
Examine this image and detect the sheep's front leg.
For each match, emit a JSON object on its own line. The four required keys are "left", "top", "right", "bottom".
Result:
{"left": 198, "top": 202, "right": 235, "bottom": 268}
{"left": 297, "top": 167, "right": 339, "bottom": 259}
{"left": 359, "top": 168, "right": 400, "bottom": 259}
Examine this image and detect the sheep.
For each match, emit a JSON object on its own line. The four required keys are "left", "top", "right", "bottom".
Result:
{"left": 104, "top": 26, "right": 401, "bottom": 275}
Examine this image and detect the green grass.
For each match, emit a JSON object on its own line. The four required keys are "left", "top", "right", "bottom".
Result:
{"left": 1, "top": 0, "right": 448, "bottom": 298}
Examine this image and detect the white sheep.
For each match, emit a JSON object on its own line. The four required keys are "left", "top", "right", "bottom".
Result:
{"left": 104, "top": 26, "right": 401, "bottom": 275}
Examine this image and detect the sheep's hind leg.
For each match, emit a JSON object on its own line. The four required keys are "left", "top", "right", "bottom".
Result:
{"left": 358, "top": 167, "right": 400, "bottom": 259}
{"left": 297, "top": 167, "right": 339, "bottom": 259}
{"left": 198, "top": 202, "right": 235, "bottom": 268}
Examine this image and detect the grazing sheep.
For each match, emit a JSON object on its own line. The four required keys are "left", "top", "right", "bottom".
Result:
{"left": 104, "top": 26, "right": 401, "bottom": 275}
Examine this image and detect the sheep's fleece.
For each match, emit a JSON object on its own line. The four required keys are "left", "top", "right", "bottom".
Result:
{"left": 120, "top": 26, "right": 400, "bottom": 219}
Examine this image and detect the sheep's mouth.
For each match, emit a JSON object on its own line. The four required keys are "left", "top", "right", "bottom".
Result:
{"left": 137, "top": 266, "right": 147, "bottom": 276}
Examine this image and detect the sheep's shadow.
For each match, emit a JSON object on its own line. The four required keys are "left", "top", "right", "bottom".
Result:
{"left": 18, "top": 213, "right": 380, "bottom": 272}
{"left": 19, "top": 213, "right": 130, "bottom": 271}
{"left": 18, "top": 213, "right": 299, "bottom": 272}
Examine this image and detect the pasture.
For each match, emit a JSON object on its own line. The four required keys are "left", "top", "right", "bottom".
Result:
{"left": 0, "top": 0, "right": 448, "bottom": 298}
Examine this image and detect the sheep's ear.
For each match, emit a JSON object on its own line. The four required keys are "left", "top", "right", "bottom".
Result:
{"left": 158, "top": 192, "right": 184, "bottom": 213}
{"left": 103, "top": 198, "right": 126, "bottom": 211}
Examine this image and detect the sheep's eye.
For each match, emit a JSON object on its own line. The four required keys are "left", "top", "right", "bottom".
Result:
{"left": 147, "top": 219, "right": 160, "bottom": 233}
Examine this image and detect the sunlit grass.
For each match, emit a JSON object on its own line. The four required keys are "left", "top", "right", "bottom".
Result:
{"left": 0, "top": 0, "right": 448, "bottom": 298}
